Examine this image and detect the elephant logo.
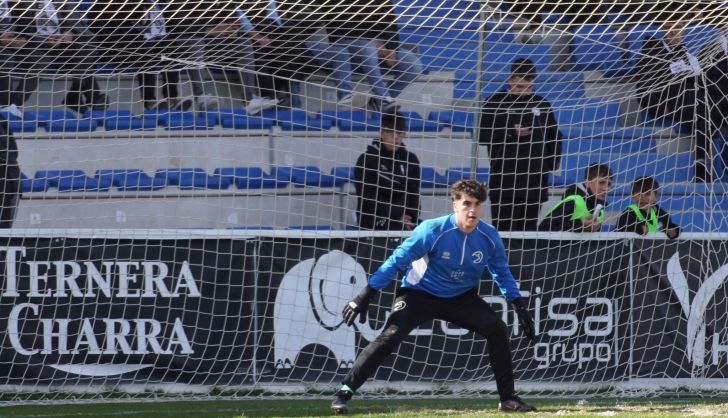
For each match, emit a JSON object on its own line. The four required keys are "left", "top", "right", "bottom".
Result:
{"left": 274, "top": 250, "right": 384, "bottom": 369}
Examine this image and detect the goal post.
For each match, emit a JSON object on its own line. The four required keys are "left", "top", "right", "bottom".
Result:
{"left": 0, "top": 0, "right": 727, "bottom": 403}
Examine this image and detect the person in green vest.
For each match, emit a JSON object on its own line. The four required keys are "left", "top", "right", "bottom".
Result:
{"left": 538, "top": 163, "right": 612, "bottom": 232}
{"left": 615, "top": 176, "right": 680, "bottom": 238}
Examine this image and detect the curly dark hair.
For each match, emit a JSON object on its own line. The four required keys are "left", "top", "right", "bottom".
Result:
{"left": 450, "top": 179, "right": 488, "bottom": 203}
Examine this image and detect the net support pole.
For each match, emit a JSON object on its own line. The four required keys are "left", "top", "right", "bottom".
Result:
{"left": 469, "top": 4, "right": 487, "bottom": 181}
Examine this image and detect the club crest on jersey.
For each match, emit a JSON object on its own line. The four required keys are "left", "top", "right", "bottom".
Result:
{"left": 441, "top": 251, "right": 450, "bottom": 260}
{"left": 472, "top": 251, "right": 484, "bottom": 264}
{"left": 393, "top": 301, "right": 407, "bottom": 311}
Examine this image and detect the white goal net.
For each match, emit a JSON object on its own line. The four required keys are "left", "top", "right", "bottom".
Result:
{"left": 0, "top": 0, "right": 727, "bottom": 403}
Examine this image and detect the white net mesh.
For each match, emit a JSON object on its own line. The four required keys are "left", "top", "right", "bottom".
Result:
{"left": 0, "top": 0, "right": 727, "bottom": 404}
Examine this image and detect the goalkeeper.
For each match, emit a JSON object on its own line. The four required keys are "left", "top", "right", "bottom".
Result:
{"left": 331, "top": 179, "right": 536, "bottom": 414}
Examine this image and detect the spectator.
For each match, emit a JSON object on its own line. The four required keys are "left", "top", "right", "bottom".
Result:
{"left": 479, "top": 58, "right": 562, "bottom": 232}
{"left": 0, "top": 0, "right": 108, "bottom": 116}
{"left": 538, "top": 163, "right": 612, "bottom": 232}
{"left": 239, "top": 1, "right": 343, "bottom": 114}
{"left": 354, "top": 107, "right": 420, "bottom": 230}
{"left": 89, "top": 0, "right": 192, "bottom": 111}
{"left": 616, "top": 176, "right": 680, "bottom": 239}
{"left": 0, "top": 118, "right": 19, "bottom": 228}
{"left": 325, "top": 0, "right": 422, "bottom": 111}
{"left": 635, "top": 11, "right": 725, "bottom": 182}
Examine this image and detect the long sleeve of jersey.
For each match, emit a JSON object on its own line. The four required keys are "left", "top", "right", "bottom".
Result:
{"left": 484, "top": 230, "right": 522, "bottom": 302}
{"left": 367, "top": 222, "right": 432, "bottom": 290}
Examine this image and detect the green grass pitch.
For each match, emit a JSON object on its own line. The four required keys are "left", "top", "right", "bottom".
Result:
{"left": 1, "top": 397, "right": 727, "bottom": 417}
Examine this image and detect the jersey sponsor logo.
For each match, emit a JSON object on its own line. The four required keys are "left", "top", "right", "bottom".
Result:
{"left": 273, "top": 250, "right": 384, "bottom": 369}
{"left": 393, "top": 301, "right": 407, "bottom": 311}
{"left": 666, "top": 251, "right": 728, "bottom": 366}
{"left": 441, "top": 251, "right": 450, "bottom": 260}
{"left": 472, "top": 251, "right": 483, "bottom": 264}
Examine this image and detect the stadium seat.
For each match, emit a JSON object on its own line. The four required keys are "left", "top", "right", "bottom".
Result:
{"left": 420, "top": 167, "right": 449, "bottom": 188}
{"left": 203, "top": 108, "right": 248, "bottom": 125}
{"left": 394, "top": 0, "right": 482, "bottom": 30}
{"left": 271, "top": 166, "right": 336, "bottom": 188}
{"left": 671, "top": 211, "right": 728, "bottom": 232}
{"left": 264, "top": 109, "right": 333, "bottom": 131}
{"left": 82, "top": 109, "right": 133, "bottom": 127}
{"left": 483, "top": 43, "right": 554, "bottom": 77}
{"left": 428, "top": 111, "right": 475, "bottom": 132}
{"left": 32, "top": 170, "right": 111, "bottom": 192}
{"left": 331, "top": 166, "right": 356, "bottom": 187}
{"left": 220, "top": 114, "right": 274, "bottom": 130}
{"left": 287, "top": 225, "right": 333, "bottom": 230}
{"left": 154, "top": 168, "right": 231, "bottom": 189}
{"left": 39, "top": 119, "right": 97, "bottom": 133}
{"left": 213, "top": 167, "right": 285, "bottom": 189}
{"left": 319, "top": 110, "right": 380, "bottom": 131}
{"left": 562, "top": 138, "right": 657, "bottom": 154}
{"left": 8, "top": 120, "right": 37, "bottom": 133}
{"left": 453, "top": 71, "right": 585, "bottom": 101}
{"left": 95, "top": 169, "right": 166, "bottom": 191}
{"left": 683, "top": 24, "right": 722, "bottom": 57}
{"left": 554, "top": 99, "right": 622, "bottom": 131}
{"left": 159, "top": 113, "right": 215, "bottom": 130}
{"left": 551, "top": 153, "right": 694, "bottom": 186}
{"left": 625, "top": 23, "right": 663, "bottom": 68}
{"left": 23, "top": 110, "right": 77, "bottom": 122}
{"left": 399, "top": 111, "right": 441, "bottom": 132}
{"left": 105, "top": 116, "right": 158, "bottom": 130}
{"left": 571, "top": 25, "right": 632, "bottom": 77}
{"left": 446, "top": 167, "right": 489, "bottom": 184}
{"left": 21, "top": 172, "right": 47, "bottom": 192}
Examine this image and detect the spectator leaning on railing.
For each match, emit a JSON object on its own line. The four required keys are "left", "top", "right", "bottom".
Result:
{"left": 0, "top": 0, "right": 108, "bottom": 117}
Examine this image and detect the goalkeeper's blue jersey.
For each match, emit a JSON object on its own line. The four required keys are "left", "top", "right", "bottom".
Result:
{"left": 368, "top": 214, "right": 522, "bottom": 301}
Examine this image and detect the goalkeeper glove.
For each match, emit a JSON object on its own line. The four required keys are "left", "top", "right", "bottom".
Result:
{"left": 342, "top": 285, "right": 376, "bottom": 326}
{"left": 511, "top": 298, "right": 535, "bottom": 341}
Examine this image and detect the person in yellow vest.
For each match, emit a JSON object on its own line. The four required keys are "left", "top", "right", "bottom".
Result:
{"left": 615, "top": 176, "right": 680, "bottom": 239}
{"left": 538, "top": 163, "right": 612, "bottom": 232}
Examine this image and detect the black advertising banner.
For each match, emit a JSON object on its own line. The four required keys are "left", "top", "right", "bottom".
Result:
{"left": 0, "top": 238, "right": 253, "bottom": 385}
{"left": 1, "top": 235, "right": 726, "bottom": 388}
{"left": 631, "top": 239, "right": 728, "bottom": 379}
{"left": 257, "top": 237, "right": 632, "bottom": 384}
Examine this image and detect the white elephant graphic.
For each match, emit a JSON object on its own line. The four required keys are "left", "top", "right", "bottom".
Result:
{"left": 274, "top": 250, "right": 384, "bottom": 369}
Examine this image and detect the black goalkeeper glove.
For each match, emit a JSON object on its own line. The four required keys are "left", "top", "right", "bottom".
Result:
{"left": 511, "top": 298, "right": 535, "bottom": 341}
{"left": 342, "top": 285, "right": 377, "bottom": 326}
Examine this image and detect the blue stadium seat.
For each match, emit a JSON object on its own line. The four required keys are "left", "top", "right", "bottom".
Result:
{"left": 428, "top": 111, "right": 475, "bottom": 132}
{"left": 551, "top": 153, "right": 694, "bottom": 186}
{"left": 671, "top": 211, "right": 728, "bottom": 232}
{"left": 8, "top": 120, "right": 37, "bottom": 133}
{"left": 483, "top": 43, "right": 554, "bottom": 77}
{"left": 271, "top": 166, "right": 336, "bottom": 188}
{"left": 684, "top": 24, "right": 723, "bottom": 57}
{"left": 159, "top": 113, "right": 214, "bottom": 130}
{"left": 320, "top": 110, "right": 380, "bottom": 131}
{"left": 420, "top": 167, "right": 449, "bottom": 188}
{"left": 394, "top": 0, "right": 482, "bottom": 30}
{"left": 213, "top": 167, "right": 285, "bottom": 189}
{"left": 562, "top": 138, "right": 657, "bottom": 154}
{"left": 203, "top": 108, "right": 247, "bottom": 125}
{"left": 331, "top": 166, "right": 356, "bottom": 187}
{"left": 446, "top": 167, "right": 489, "bottom": 184}
{"left": 82, "top": 109, "right": 133, "bottom": 127}
{"left": 287, "top": 225, "right": 334, "bottom": 230}
{"left": 453, "top": 71, "right": 584, "bottom": 101}
{"left": 105, "top": 116, "right": 158, "bottom": 130}
{"left": 220, "top": 114, "right": 274, "bottom": 130}
{"left": 399, "top": 111, "right": 440, "bottom": 132}
{"left": 39, "top": 119, "right": 97, "bottom": 132}
{"left": 267, "top": 109, "right": 333, "bottom": 131}
{"left": 154, "top": 168, "right": 230, "bottom": 189}
{"left": 554, "top": 99, "right": 622, "bottom": 130}
{"left": 21, "top": 172, "right": 47, "bottom": 192}
{"left": 625, "top": 23, "right": 663, "bottom": 68}
{"left": 416, "top": 42, "right": 479, "bottom": 71}
{"left": 571, "top": 25, "right": 632, "bottom": 77}
{"left": 32, "top": 170, "right": 111, "bottom": 192}
{"left": 95, "top": 169, "right": 166, "bottom": 191}
{"left": 23, "top": 110, "right": 77, "bottom": 122}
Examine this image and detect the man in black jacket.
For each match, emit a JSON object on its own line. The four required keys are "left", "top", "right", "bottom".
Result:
{"left": 0, "top": 117, "right": 19, "bottom": 228}
{"left": 354, "top": 107, "right": 420, "bottom": 231}
{"left": 479, "top": 59, "right": 562, "bottom": 231}
{"left": 635, "top": 12, "right": 728, "bottom": 182}
{"left": 539, "top": 163, "right": 612, "bottom": 232}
